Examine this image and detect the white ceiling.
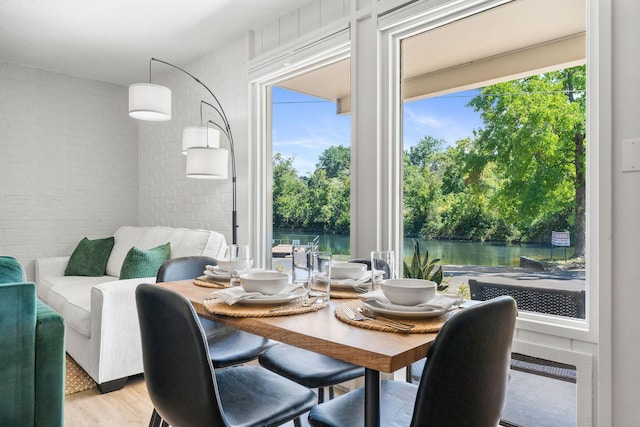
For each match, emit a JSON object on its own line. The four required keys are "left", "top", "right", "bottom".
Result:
{"left": 0, "top": 0, "right": 306, "bottom": 86}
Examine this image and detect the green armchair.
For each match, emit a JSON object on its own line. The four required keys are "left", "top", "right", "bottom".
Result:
{"left": 0, "top": 256, "right": 65, "bottom": 427}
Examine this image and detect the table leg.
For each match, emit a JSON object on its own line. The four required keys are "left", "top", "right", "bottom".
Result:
{"left": 364, "top": 368, "right": 380, "bottom": 427}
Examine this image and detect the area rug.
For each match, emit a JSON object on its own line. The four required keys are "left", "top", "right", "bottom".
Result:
{"left": 65, "top": 354, "right": 97, "bottom": 395}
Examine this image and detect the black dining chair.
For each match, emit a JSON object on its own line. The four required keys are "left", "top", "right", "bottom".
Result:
{"left": 257, "top": 258, "right": 379, "bottom": 403}
{"left": 156, "top": 256, "right": 273, "bottom": 368}
{"left": 136, "top": 283, "right": 317, "bottom": 427}
{"left": 308, "top": 295, "right": 517, "bottom": 427}
{"left": 258, "top": 343, "right": 364, "bottom": 403}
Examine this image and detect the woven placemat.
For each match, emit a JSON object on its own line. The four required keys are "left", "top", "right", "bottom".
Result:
{"left": 334, "top": 300, "right": 457, "bottom": 334}
{"left": 310, "top": 282, "right": 370, "bottom": 299}
{"left": 203, "top": 297, "right": 329, "bottom": 317}
{"left": 194, "top": 276, "right": 230, "bottom": 288}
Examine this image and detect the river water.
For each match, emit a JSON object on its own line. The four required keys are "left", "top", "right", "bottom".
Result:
{"left": 273, "top": 232, "right": 574, "bottom": 266}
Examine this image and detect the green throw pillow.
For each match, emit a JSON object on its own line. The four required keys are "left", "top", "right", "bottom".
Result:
{"left": 64, "top": 237, "right": 115, "bottom": 277}
{"left": 119, "top": 242, "right": 171, "bottom": 279}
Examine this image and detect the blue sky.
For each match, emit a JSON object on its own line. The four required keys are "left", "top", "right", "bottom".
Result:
{"left": 272, "top": 87, "right": 484, "bottom": 176}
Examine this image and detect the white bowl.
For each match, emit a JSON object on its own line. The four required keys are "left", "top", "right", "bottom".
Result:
{"left": 240, "top": 271, "right": 289, "bottom": 295}
{"left": 381, "top": 279, "right": 436, "bottom": 306}
{"left": 214, "top": 258, "right": 231, "bottom": 272}
{"left": 331, "top": 262, "right": 367, "bottom": 280}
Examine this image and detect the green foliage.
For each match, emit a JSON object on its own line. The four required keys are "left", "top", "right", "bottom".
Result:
{"left": 317, "top": 145, "right": 351, "bottom": 179}
{"left": 272, "top": 148, "right": 350, "bottom": 234}
{"left": 466, "top": 66, "right": 586, "bottom": 249}
{"left": 272, "top": 153, "right": 309, "bottom": 229}
{"left": 400, "top": 65, "right": 586, "bottom": 248}
{"left": 403, "top": 239, "right": 447, "bottom": 291}
{"left": 272, "top": 66, "right": 586, "bottom": 254}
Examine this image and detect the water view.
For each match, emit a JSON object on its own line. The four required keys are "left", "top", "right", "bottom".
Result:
{"left": 273, "top": 232, "right": 574, "bottom": 267}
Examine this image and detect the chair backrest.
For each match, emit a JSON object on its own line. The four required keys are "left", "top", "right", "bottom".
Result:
{"left": 348, "top": 258, "right": 391, "bottom": 279}
{"left": 411, "top": 296, "right": 517, "bottom": 427}
{"left": 135, "top": 283, "right": 227, "bottom": 426}
{"left": 156, "top": 256, "right": 217, "bottom": 282}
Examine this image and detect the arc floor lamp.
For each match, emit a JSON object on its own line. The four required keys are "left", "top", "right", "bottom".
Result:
{"left": 128, "top": 58, "right": 238, "bottom": 244}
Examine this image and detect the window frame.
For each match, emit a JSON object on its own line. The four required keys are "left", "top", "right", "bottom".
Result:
{"left": 378, "top": 0, "right": 601, "bottom": 343}
{"left": 248, "top": 28, "right": 351, "bottom": 269}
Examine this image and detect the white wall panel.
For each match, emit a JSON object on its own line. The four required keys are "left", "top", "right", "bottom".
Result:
{"left": 280, "top": 10, "right": 300, "bottom": 44}
{"left": 262, "top": 21, "right": 281, "bottom": 55}
{"left": 321, "top": 0, "right": 347, "bottom": 25}
{"left": 300, "top": 2, "right": 322, "bottom": 36}
{"left": 251, "top": 0, "right": 350, "bottom": 60}
{"left": 611, "top": 0, "right": 640, "bottom": 423}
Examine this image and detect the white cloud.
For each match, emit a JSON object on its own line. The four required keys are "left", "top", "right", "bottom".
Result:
{"left": 404, "top": 107, "right": 444, "bottom": 129}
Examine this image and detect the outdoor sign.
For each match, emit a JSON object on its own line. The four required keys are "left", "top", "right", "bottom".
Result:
{"left": 552, "top": 231, "right": 571, "bottom": 247}
{"left": 551, "top": 231, "right": 570, "bottom": 262}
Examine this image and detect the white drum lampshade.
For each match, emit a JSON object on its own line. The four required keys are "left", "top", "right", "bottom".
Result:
{"left": 128, "top": 83, "right": 172, "bottom": 121}
{"left": 186, "top": 147, "right": 229, "bottom": 179}
{"left": 181, "top": 126, "right": 221, "bottom": 155}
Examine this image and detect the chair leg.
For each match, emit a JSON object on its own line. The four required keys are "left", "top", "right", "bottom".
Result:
{"left": 148, "top": 409, "right": 162, "bottom": 427}
{"left": 293, "top": 417, "right": 302, "bottom": 427}
{"left": 406, "top": 365, "right": 412, "bottom": 382}
{"left": 329, "top": 385, "right": 335, "bottom": 400}
{"left": 318, "top": 387, "right": 325, "bottom": 403}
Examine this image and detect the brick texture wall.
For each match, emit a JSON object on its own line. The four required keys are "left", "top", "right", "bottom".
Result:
{"left": 0, "top": 62, "right": 138, "bottom": 279}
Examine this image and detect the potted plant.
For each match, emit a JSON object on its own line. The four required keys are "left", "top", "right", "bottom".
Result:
{"left": 403, "top": 239, "right": 448, "bottom": 292}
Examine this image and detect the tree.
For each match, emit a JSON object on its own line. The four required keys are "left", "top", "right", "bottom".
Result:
{"left": 467, "top": 65, "right": 586, "bottom": 256}
{"left": 316, "top": 145, "right": 351, "bottom": 179}
{"left": 403, "top": 136, "right": 446, "bottom": 236}
{"left": 406, "top": 136, "right": 445, "bottom": 169}
{"left": 272, "top": 153, "right": 308, "bottom": 229}
{"left": 272, "top": 147, "right": 351, "bottom": 235}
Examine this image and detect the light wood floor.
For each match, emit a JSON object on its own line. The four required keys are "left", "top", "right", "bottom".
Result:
{"left": 64, "top": 375, "right": 153, "bottom": 427}
{"left": 63, "top": 372, "right": 312, "bottom": 427}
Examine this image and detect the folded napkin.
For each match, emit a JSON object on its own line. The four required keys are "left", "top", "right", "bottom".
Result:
{"left": 315, "top": 273, "right": 370, "bottom": 286}
{"left": 215, "top": 284, "right": 302, "bottom": 305}
{"left": 316, "top": 270, "right": 383, "bottom": 285}
{"left": 358, "top": 290, "right": 457, "bottom": 311}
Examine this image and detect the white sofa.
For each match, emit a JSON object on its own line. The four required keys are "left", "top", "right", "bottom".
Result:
{"left": 35, "top": 225, "right": 226, "bottom": 392}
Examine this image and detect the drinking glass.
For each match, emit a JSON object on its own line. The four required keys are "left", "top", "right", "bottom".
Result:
{"left": 291, "top": 243, "right": 312, "bottom": 286}
{"left": 371, "top": 250, "right": 395, "bottom": 287}
{"left": 309, "top": 251, "right": 331, "bottom": 303}
{"left": 229, "top": 244, "right": 253, "bottom": 285}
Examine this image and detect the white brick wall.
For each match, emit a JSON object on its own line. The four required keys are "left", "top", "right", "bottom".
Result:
{"left": 138, "top": 36, "right": 249, "bottom": 245}
{"left": 0, "top": 62, "right": 138, "bottom": 280}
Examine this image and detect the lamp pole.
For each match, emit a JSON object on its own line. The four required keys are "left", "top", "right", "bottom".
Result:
{"left": 205, "top": 118, "right": 237, "bottom": 245}
{"left": 147, "top": 58, "right": 238, "bottom": 244}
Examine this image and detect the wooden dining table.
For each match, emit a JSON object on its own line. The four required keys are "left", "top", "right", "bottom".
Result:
{"left": 155, "top": 280, "right": 440, "bottom": 427}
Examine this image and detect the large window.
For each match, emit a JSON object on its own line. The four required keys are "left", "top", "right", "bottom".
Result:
{"left": 399, "top": 0, "right": 587, "bottom": 321}
{"left": 268, "top": 58, "right": 352, "bottom": 266}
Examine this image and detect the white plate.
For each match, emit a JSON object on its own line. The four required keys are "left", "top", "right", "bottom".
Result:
{"left": 240, "top": 287, "right": 308, "bottom": 305}
{"left": 361, "top": 299, "right": 447, "bottom": 319}
{"left": 203, "top": 269, "right": 230, "bottom": 280}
